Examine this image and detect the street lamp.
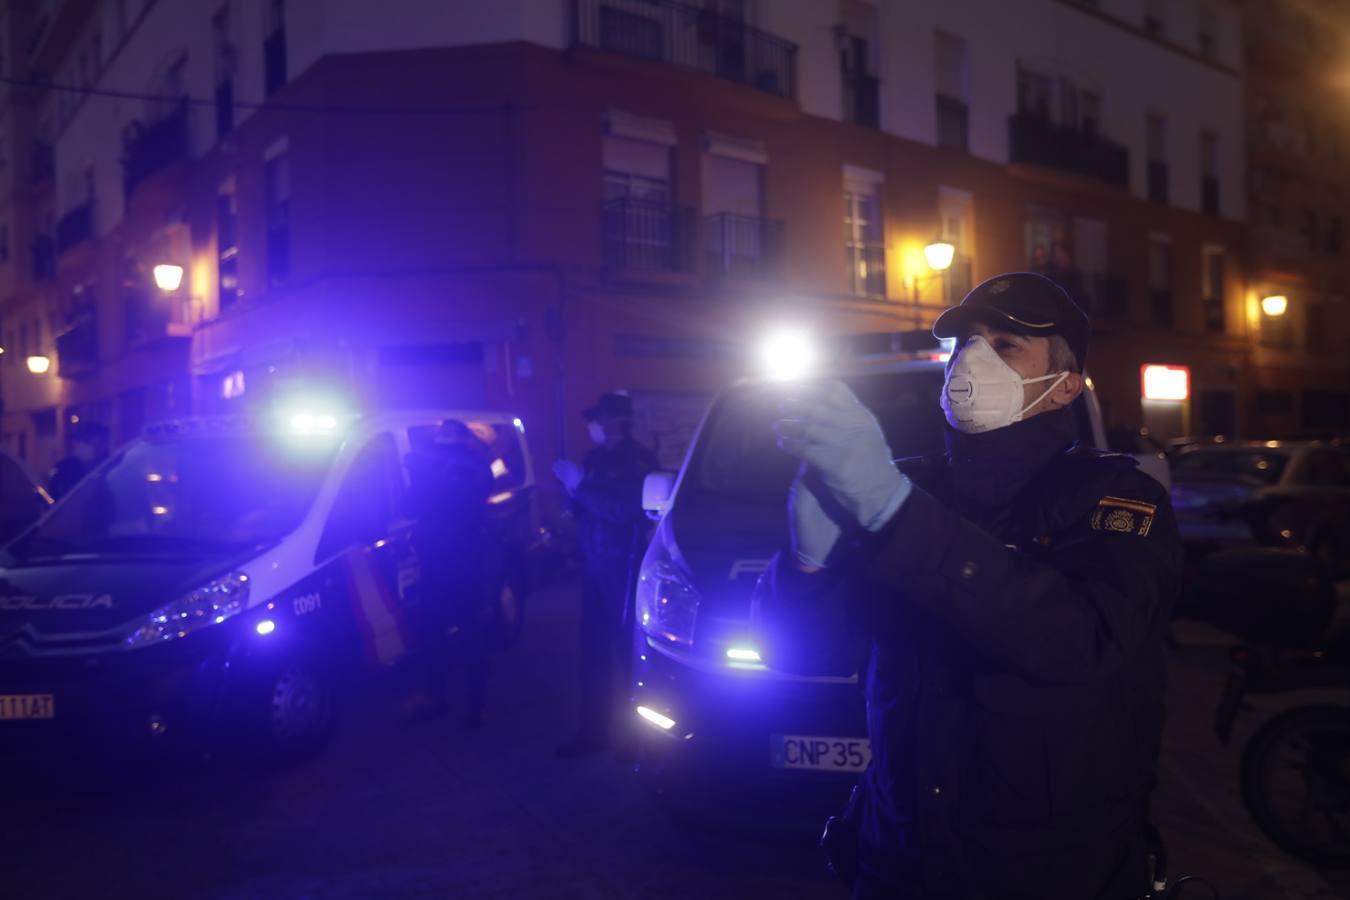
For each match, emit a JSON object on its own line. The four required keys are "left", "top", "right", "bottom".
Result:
{"left": 26, "top": 355, "right": 51, "bottom": 374}
{"left": 1260, "top": 294, "right": 1288, "bottom": 317}
{"left": 911, "top": 240, "right": 957, "bottom": 303}
{"left": 153, "top": 264, "right": 184, "bottom": 292}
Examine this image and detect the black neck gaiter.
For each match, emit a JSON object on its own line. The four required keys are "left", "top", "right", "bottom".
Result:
{"left": 943, "top": 407, "right": 1080, "bottom": 528}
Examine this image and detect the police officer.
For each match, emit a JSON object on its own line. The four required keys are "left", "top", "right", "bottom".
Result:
{"left": 404, "top": 419, "right": 496, "bottom": 726}
{"left": 762, "top": 273, "right": 1183, "bottom": 899}
{"left": 553, "top": 392, "right": 658, "bottom": 758}
{"left": 47, "top": 420, "right": 110, "bottom": 501}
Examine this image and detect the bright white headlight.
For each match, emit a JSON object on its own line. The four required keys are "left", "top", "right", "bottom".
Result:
{"left": 758, "top": 329, "right": 816, "bottom": 382}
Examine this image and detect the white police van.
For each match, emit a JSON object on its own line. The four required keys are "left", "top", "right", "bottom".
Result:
{"left": 0, "top": 408, "right": 533, "bottom": 764}
{"left": 629, "top": 331, "right": 1166, "bottom": 820}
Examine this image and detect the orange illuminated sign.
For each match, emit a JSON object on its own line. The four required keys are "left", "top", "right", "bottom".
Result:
{"left": 1141, "top": 364, "right": 1190, "bottom": 401}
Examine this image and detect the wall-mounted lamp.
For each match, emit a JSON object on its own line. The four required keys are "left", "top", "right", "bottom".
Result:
{"left": 26, "top": 355, "right": 51, "bottom": 374}
{"left": 1260, "top": 294, "right": 1288, "bottom": 317}
{"left": 153, "top": 264, "right": 185, "bottom": 292}
{"left": 923, "top": 240, "right": 955, "bottom": 273}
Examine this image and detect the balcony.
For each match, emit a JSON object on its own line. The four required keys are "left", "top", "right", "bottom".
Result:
{"left": 55, "top": 203, "right": 94, "bottom": 254}
{"left": 1148, "top": 161, "right": 1169, "bottom": 202}
{"left": 1008, "top": 113, "right": 1128, "bottom": 188}
{"left": 1202, "top": 176, "right": 1220, "bottom": 216}
{"left": 123, "top": 99, "right": 190, "bottom": 199}
{"left": 842, "top": 72, "right": 879, "bottom": 128}
{"left": 56, "top": 311, "right": 98, "bottom": 379}
{"left": 936, "top": 94, "right": 969, "bottom": 152}
{"left": 604, "top": 198, "right": 690, "bottom": 273}
{"left": 704, "top": 213, "right": 784, "bottom": 279}
{"left": 574, "top": 0, "right": 797, "bottom": 99}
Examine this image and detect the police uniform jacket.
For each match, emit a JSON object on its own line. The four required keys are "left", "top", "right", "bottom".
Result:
{"left": 759, "top": 409, "right": 1183, "bottom": 899}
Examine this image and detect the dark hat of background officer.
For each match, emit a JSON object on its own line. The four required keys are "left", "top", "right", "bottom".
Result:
{"left": 434, "top": 418, "right": 475, "bottom": 446}
{"left": 932, "top": 272, "right": 1090, "bottom": 369}
{"left": 583, "top": 392, "right": 634, "bottom": 421}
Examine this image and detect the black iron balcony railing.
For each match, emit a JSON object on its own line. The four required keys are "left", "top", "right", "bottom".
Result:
{"left": 604, "top": 197, "right": 688, "bottom": 272}
{"left": 56, "top": 311, "right": 98, "bottom": 378}
{"left": 1008, "top": 113, "right": 1129, "bottom": 188}
{"left": 1147, "top": 161, "right": 1169, "bottom": 202}
{"left": 705, "top": 213, "right": 784, "bottom": 278}
{"left": 123, "top": 99, "right": 190, "bottom": 199}
{"left": 936, "top": 94, "right": 969, "bottom": 151}
{"left": 843, "top": 72, "right": 879, "bottom": 128}
{"left": 1202, "top": 176, "right": 1220, "bottom": 215}
{"left": 55, "top": 202, "right": 94, "bottom": 254}
{"left": 847, "top": 241, "right": 886, "bottom": 297}
{"left": 574, "top": 0, "right": 797, "bottom": 99}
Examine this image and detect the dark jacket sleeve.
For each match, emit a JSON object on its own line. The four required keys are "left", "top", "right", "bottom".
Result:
{"left": 571, "top": 446, "right": 656, "bottom": 525}
{"left": 865, "top": 466, "right": 1182, "bottom": 685}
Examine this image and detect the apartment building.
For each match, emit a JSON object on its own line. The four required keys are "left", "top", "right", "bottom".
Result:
{"left": 0, "top": 0, "right": 1327, "bottom": 485}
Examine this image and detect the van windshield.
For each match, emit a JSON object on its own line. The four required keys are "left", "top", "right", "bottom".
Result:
{"left": 10, "top": 434, "right": 336, "bottom": 560}
{"left": 689, "top": 369, "right": 948, "bottom": 502}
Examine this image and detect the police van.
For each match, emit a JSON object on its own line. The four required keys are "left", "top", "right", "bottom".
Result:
{"left": 629, "top": 331, "right": 1166, "bottom": 818}
{"left": 0, "top": 408, "right": 533, "bottom": 764}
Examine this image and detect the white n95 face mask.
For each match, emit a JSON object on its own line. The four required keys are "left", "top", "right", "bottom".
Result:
{"left": 941, "top": 336, "right": 1069, "bottom": 434}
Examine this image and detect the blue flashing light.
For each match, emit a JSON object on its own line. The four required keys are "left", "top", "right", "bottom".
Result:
{"left": 726, "top": 647, "right": 762, "bottom": 662}
{"left": 255, "top": 619, "right": 276, "bottom": 636}
{"left": 513, "top": 417, "right": 525, "bottom": 433}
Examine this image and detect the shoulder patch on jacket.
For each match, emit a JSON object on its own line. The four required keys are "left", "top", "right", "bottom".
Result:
{"left": 1090, "top": 496, "right": 1157, "bottom": 536}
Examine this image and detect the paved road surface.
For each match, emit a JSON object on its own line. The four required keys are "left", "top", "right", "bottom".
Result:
{"left": 2, "top": 580, "right": 1346, "bottom": 899}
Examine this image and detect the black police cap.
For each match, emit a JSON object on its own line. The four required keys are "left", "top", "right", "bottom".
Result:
{"left": 583, "top": 392, "right": 634, "bottom": 421}
{"left": 932, "top": 272, "right": 1090, "bottom": 368}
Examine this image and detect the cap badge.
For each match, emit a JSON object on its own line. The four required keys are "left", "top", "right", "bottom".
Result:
{"left": 988, "top": 280, "right": 1011, "bottom": 295}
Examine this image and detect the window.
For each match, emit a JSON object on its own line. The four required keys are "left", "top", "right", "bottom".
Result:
{"left": 315, "top": 433, "right": 402, "bottom": 562}
{"left": 1144, "top": 0, "right": 1166, "bottom": 36}
{"left": 1024, "top": 205, "right": 1063, "bottom": 273}
{"left": 213, "top": 4, "right": 237, "bottom": 138}
{"left": 1080, "top": 91, "right": 1101, "bottom": 138}
{"left": 1197, "top": 5, "right": 1218, "bottom": 56}
{"left": 934, "top": 32, "right": 968, "bottom": 152}
{"left": 1200, "top": 132, "right": 1219, "bottom": 215}
{"left": 1073, "top": 217, "right": 1115, "bottom": 319}
{"left": 1306, "top": 303, "right": 1328, "bottom": 353}
{"left": 217, "top": 179, "right": 239, "bottom": 308}
{"left": 265, "top": 146, "right": 290, "bottom": 286}
{"left": 1147, "top": 115, "right": 1168, "bottom": 202}
{"left": 702, "top": 145, "right": 765, "bottom": 275}
{"left": 844, "top": 168, "right": 884, "bottom": 297}
{"left": 1148, "top": 236, "right": 1173, "bottom": 327}
{"left": 604, "top": 135, "right": 674, "bottom": 270}
{"left": 1202, "top": 247, "right": 1225, "bottom": 333}
{"left": 839, "top": 34, "right": 878, "bottom": 128}
{"left": 939, "top": 187, "right": 974, "bottom": 303}
{"left": 1016, "top": 66, "right": 1053, "bottom": 119}
{"left": 264, "top": 0, "right": 286, "bottom": 96}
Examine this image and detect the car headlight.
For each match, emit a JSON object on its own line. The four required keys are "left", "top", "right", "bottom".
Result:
{"left": 635, "top": 560, "right": 700, "bottom": 647}
{"left": 124, "top": 573, "right": 250, "bottom": 649}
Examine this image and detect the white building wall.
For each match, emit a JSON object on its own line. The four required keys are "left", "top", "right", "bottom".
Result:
{"left": 47, "top": 0, "right": 1246, "bottom": 233}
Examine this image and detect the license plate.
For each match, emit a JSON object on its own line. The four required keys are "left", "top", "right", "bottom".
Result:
{"left": 770, "top": 734, "right": 870, "bottom": 772}
{"left": 0, "top": 694, "right": 55, "bottom": 721}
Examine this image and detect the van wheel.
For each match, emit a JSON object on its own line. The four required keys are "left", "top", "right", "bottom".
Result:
{"left": 244, "top": 657, "right": 336, "bottom": 766}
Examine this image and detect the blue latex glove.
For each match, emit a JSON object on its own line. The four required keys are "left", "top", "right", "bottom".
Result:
{"left": 774, "top": 380, "right": 912, "bottom": 532}
{"left": 789, "top": 468, "right": 845, "bottom": 569}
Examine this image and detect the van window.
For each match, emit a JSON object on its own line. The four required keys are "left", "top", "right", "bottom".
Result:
{"left": 316, "top": 433, "right": 402, "bottom": 562}
{"left": 408, "top": 420, "right": 525, "bottom": 493}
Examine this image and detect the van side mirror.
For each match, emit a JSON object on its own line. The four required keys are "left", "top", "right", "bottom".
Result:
{"left": 642, "top": 471, "right": 677, "bottom": 518}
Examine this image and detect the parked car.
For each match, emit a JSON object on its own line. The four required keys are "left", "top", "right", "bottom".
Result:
{"left": 629, "top": 333, "right": 1165, "bottom": 820}
{"left": 1170, "top": 441, "right": 1350, "bottom": 578}
{"left": 0, "top": 408, "right": 534, "bottom": 765}
{"left": 0, "top": 449, "right": 51, "bottom": 547}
